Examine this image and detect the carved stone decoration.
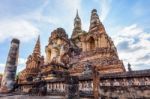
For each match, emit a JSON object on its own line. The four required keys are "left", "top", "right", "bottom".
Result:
{"left": 45, "top": 28, "right": 71, "bottom": 67}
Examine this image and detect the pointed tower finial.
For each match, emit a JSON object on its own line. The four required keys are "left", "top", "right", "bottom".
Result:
{"left": 76, "top": 9, "right": 79, "bottom": 18}
{"left": 33, "top": 35, "right": 41, "bottom": 57}
{"left": 71, "top": 10, "right": 82, "bottom": 38}
{"left": 89, "top": 9, "right": 105, "bottom": 33}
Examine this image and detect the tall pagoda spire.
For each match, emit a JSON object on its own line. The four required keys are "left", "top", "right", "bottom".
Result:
{"left": 71, "top": 10, "right": 82, "bottom": 38}
{"left": 76, "top": 9, "right": 79, "bottom": 18}
{"left": 33, "top": 35, "right": 41, "bottom": 57}
{"left": 89, "top": 9, "right": 105, "bottom": 33}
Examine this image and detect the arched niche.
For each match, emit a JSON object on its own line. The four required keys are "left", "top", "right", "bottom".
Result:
{"left": 87, "top": 36, "right": 95, "bottom": 51}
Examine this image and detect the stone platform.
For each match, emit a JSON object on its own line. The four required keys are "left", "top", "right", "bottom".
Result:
{"left": 0, "top": 95, "right": 93, "bottom": 99}
{"left": 0, "top": 95, "right": 64, "bottom": 99}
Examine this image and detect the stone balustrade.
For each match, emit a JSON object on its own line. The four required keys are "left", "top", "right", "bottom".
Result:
{"left": 79, "top": 81, "right": 93, "bottom": 92}
{"left": 47, "top": 82, "right": 65, "bottom": 93}
{"left": 18, "top": 69, "right": 150, "bottom": 98}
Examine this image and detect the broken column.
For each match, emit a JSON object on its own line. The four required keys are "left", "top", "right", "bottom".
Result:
{"left": 65, "top": 76, "right": 79, "bottom": 99}
{"left": 93, "top": 66, "right": 100, "bottom": 99}
{"left": 0, "top": 38, "right": 20, "bottom": 93}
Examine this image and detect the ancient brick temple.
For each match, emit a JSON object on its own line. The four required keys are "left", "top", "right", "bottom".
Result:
{"left": 19, "top": 9, "right": 125, "bottom": 82}
{"left": 1, "top": 9, "right": 150, "bottom": 98}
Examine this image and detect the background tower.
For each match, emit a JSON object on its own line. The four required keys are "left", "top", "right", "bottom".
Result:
{"left": 18, "top": 36, "right": 43, "bottom": 83}
{"left": 33, "top": 35, "right": 41, "bottom": 57}
{"left": 71, "top": 10, "right": 82, "bottom": 38}
{"left": 0, "top": 38, "right": 20, "bottom": 93}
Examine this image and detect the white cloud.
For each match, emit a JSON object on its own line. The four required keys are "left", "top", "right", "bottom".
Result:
{"left": 91, "top": 0, "right": 112, "bottom": 22}
{"left": 0, "top": 63, "right": 5, "bottom": 74}
{"left": 54, "top": 0, "right": 82, "bottom": 35}
{"left": 0, "top": 63, "right": 5, "bottom": 67}
{"left": 0, "top": 0, "right": 112, "bottom": 43}
{"left": 0, "top": 19, "right": 39, "bottom": 43}
{"left": 0, "top": 0, "right": 83, "bottom": 73}
{"left": 60, "top": 0, "right": 81, "bottom": 11}
{"left": 39, "top": 0, "right": 81, "bottom": 24}
{"left": 118, "top": 24, "right": 143, "bottom": 37}
{"left": 19, "top": 0, "right": 81, "bottom": 36}
{"left": 18, "top": 58, "right": 26, "bottom": 65}
{"left": 98, "top": 0, "right": 112, "bottom": 22}
{"left": 113, "top": 24, "right": 150, "bottom": 70}
{"left": 20, "top": 1, "right": 60, "bottom": 25}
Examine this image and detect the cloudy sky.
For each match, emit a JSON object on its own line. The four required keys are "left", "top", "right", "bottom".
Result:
{"left": 0, "top": 0, "right": 150, "bottom": 73}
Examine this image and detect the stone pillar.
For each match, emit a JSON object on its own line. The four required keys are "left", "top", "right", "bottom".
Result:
{"left": 0, "top": 38, "right": 20, "bottom": 93}
{"left": 65, "top": 76, "right": 79, "bottom": 99}
{"left": 93, "top": 67, "right": 100, "bottom": 99}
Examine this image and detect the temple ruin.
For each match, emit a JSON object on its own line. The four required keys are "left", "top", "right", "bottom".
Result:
{"left": 0, "top": 9, "right": 150, "bottom": 99}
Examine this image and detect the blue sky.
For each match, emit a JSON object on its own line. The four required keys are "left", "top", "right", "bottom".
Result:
{"left": 0, "top": 0, "right": 150, "bottom": 73}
